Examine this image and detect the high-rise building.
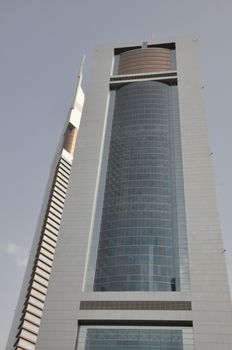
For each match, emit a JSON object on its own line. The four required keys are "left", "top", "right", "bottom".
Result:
{"left": 6, "top": 37, "right": 232, "bottom": 350}
{"left": 6, "top": 59, "right": 85, "bottom": 350}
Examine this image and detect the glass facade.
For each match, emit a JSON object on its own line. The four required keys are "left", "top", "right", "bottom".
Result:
{"left": 93, "top": 81, "right": 185, "bottom": 292}
{"left": 77, "top": 326, "right": 194, "bottom": 350}
{"left": 85, "top": 328, "right": 183, "bottom": 350}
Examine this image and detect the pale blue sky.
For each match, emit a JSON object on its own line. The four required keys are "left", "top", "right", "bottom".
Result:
{"left": 1, "top": 0, "right": 232, "bottom": 348}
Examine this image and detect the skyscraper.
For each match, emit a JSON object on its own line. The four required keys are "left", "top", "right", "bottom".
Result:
{"left": 6, "top": 37, "right": 232, "bottom": 350}
{"left": 6, "top": 59, "right": 85, "bottom": 350}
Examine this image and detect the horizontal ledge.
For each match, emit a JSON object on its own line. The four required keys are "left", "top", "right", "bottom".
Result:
{"left": 80, "top": 300, "right": 191, "bottom": 311}
{"left": 78, "top": 319, "right": 193, "bottom": 327}
{"left": 110, "top": 72, "right": 177, "bottom": 82}
{"left": 110, "top": 78, "right": 177, "bottom": 90}
{"left": 111, "top": 70, "right": 176, "bottom": 79}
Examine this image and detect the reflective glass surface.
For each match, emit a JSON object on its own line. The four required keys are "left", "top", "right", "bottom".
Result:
{"left": 85, "top": 329, "right": 183, "bottom": 350}
{"left": 94, "top": 81, "right": 181, "bottom": 291}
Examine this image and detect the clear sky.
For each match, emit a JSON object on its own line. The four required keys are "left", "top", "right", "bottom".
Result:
{"left": 1, "top": 0, "right": 232, "bottom": 348}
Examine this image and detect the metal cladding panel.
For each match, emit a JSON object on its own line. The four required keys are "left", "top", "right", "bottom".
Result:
{"left": 175, "top": 37, "right": 232, "bottom": 348}
{"left": 118, "top": 48, "right": 171, "bottom": 75}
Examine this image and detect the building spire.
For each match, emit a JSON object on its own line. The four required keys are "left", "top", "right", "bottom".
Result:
{"left": 73, "top": 55, "right": 85, "bottom": 109}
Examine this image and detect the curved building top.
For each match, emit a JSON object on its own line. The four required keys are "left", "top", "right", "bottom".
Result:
{"left": 118, "top": 47, "right": 172, "bottom": 75}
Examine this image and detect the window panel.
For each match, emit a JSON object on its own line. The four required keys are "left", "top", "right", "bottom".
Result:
{"left": 93, "top": 81, "right": 183, "bottom": 292}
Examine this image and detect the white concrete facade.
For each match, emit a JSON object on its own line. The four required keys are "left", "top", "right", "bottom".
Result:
{"left": 7, "top": 38, "right": 232, "bottom": 350}
{"left": 36, "top": 38, "right": 232, "bottom": 350}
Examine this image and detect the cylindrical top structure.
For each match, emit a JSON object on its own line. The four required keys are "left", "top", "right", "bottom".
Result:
{"left": 63, "top": 124, "right": 78, "bottom": 156}
{"left": 118, "top": 47, "right": 172, "bottom": 75}
{"left": 94, "top": 81, "right": 180, "bottom": 292}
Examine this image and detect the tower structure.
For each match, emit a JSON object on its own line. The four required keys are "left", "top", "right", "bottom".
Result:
{"left": 6, "top": 59, "right": 85, "bottom": 350}
{"left": 6, "top": 38, "right": 232, "bottom": 350}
